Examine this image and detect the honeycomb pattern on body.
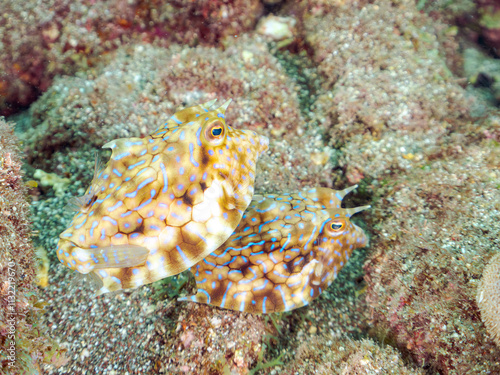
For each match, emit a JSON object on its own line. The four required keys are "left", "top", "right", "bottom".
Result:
{"left": 57, "top": 100, "right": 269, "bottom": 295}
{"left": 182, "top": 187, "right": 369, "bottom": 313}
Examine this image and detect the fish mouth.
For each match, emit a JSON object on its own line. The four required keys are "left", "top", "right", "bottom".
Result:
{"left": 353, "top": 223, "right": 369, "bottom": 247}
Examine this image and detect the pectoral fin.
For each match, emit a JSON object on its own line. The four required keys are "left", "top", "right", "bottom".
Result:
{"left": 74, "top": 244, "right": 149, "bottom": 273}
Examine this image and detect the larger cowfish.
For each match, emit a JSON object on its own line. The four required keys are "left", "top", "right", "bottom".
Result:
{"left": 57, "top": 100, "right": 269, "bottom": 295}
{"left": 180, "top": 186, "right": 369, "bottom": 314}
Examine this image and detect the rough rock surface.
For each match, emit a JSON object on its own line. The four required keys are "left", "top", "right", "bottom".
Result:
{"left": 0, "top": 0, "right": 262, "bottom": 116}
{"left": 0, "top": 118, "right": 65, "bottom": 372}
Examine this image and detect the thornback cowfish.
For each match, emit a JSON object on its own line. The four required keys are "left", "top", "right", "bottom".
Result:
{"left": 57, "top": 99, "right": 269, "bottom": 295}
{"left": 181, "top": 186, "right": 369, "bottom": 313}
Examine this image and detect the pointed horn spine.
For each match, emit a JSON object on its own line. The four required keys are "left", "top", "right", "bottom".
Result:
{"left": 338, "top": 184, "right": 358, "bottom": 201}
{"left": 345, "top": 205, "right": 371, "bottom": 217}
{"left": 219, "top": 98, "right": 232, "bottom": 112}
{"left": 202, "top": 99, "right": 218, "bottom": 109}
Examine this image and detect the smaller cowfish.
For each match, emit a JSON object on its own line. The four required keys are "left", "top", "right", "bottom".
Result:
{"left": 180, "top": 186, "right": 369, "bottom": 314}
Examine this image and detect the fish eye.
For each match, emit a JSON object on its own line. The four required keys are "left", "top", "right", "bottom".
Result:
{"left": 204, "top": 120, "right": 226, "bottom": 145}
{"left": 211, "top": 126, "right": 223, "bottom": 137}
{"left": 330, "top": 221, "right": 345, "bottom": 231}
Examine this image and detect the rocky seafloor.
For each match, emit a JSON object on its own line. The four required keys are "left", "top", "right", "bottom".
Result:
{"left": 1, "top": 0, "right": 500, "bottom": 374}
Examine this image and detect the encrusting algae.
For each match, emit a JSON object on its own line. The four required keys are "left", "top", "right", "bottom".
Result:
{"left": 57, "top": 100, "right": 269, "bottom": 295}
{"left": 181, "top": 186, "right": 369, "bottom": 313}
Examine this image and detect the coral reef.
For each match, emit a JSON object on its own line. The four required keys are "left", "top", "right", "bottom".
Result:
{"left": 363, "top": 135, "right": 500, "bottom": 373}
{"left": 0, "top": 0, "right": 262, "bottom": 116}
{"left": 0, "top": 118, "right": 66, "bottom": 372}
{"left": 291, "top": 0, "right": 500, "bottom": 372}
{"left": 304, "top": 0, "right": 468, "bottom": 142}
{"left": 282, "top": 335, "right": 424, "bottom": 375}
{"left": 477, "top": 252, "right": 500, "bottom": 347}
{"left": 152, "top": 302, "right": 270, "bottom": 374}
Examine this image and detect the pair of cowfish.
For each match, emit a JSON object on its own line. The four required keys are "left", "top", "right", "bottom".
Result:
{"left": 57, "top": 100, "right": 369, "bottom": 314}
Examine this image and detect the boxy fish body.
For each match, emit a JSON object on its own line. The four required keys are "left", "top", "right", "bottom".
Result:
{"left": 57, "top": 100, "right": 269, "bottom": 295}
{"left": 181, "top": 186, "right": 369, "bottom": 314}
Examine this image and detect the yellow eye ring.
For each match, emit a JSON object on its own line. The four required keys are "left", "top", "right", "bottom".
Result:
{"left": 330, "top": 221, "right": 344, "bottom": 231}
{"left": 211, "top": 126, "right": 223, "bottom": 137}
{"left": 204, "top": 120, "right": 226, "bottom": 145}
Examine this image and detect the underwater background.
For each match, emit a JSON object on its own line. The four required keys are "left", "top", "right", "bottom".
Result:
{"left": 1, "top": 0, "right": 500, "bottom": 374}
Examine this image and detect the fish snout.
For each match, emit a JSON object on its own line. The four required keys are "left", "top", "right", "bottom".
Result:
{"left": 258, "top": 134, "right": 269, "bottom": 155}
{"left": 353, "top": 223, "right": 369, "bottom": 248}
{"left": 237, "top": 129, "right": 269, "bottom": 156}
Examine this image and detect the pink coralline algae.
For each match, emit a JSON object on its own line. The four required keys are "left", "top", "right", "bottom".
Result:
{"left": 0, "top": 0, "right": 262, "bottom": 116}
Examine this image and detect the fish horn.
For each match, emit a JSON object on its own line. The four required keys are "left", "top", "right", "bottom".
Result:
{"left": 338, "top": 185, "right": 358, "bottom": 201}
{"left": 201, "top": 99, "right": 218, "bottom": 110}
{"left": 345, "top": 205, "right": 371, "bottom": 217}
{"left": 219, "top": 99, "right": 232, "bottom": 113}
